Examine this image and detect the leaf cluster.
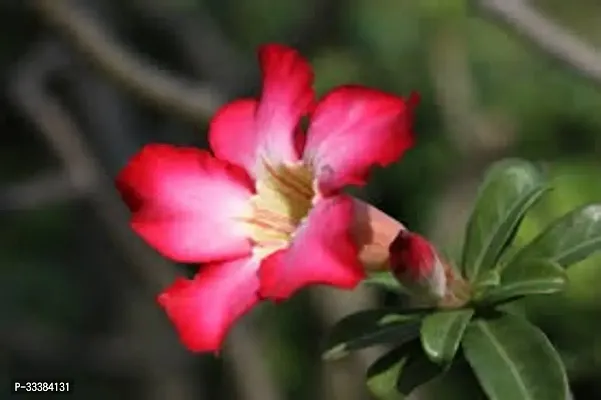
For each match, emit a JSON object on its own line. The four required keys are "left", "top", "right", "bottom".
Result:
{"left": 323, "top": 159, "right": 601, "bottom": 399}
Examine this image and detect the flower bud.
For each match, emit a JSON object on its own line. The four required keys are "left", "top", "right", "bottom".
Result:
{"left": 388, "top": 230, "right": 448, "bottom": 303}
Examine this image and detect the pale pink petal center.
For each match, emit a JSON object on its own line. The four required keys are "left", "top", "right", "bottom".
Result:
{"left": 116, "top": 144, "right": 254, "bottom": 263}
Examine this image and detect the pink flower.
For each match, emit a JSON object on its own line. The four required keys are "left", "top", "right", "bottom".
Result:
{"left": 116, "top": 44, "right": 417, "bottom": 353}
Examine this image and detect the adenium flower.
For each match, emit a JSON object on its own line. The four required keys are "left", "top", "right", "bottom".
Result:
{"left": 116, "top": 44, "right": 417, "bottom": 352}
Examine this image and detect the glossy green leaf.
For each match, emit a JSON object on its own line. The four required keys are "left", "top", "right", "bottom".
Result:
{"left": 479, "top": 260, "right": 567, "bottom": 305}
{"left": 463, "top": 314, "right": 569, "bottom": 400}
{"left": 475, "top": 270, "right": 501, "bottom": 289}
{"left": 322, "top": 308, "right": 424, "bottom": 361}
{"left": 366, "top": 340, "right": 443, "bottom": 399}
{"left": 461, "top": 159, "right": 549, "bottom": 282}
{"left": 420, "top": 309, "right": 474, "bottom": 364}
{"left": 363, "top": 271, "right": 404, "bottom": 293}
{"left": 505, "top": 203, "right": 601, "bottom": 268}
{"left": 472, "top": 270, "right": 501, "bottom": 299}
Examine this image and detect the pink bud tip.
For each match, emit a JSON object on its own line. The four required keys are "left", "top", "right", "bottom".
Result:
{"left": 389, "top": 230, "right": 436, "bottom": 279}
{"left": 389, "top": 230, "right": 447, "bottom": 301}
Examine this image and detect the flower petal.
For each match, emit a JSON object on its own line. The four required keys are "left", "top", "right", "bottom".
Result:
{"left": 208, "top": 45, "right": 315, "bottom": 178}
{"left": 116, "top": 144, "right": 254, "bottom": 263}
{"left": 255, "top": 44, "right": 315, "bottom": 167}
{"left": 158, "top": 256, "right": 261, "bottom": 353}
{"left": 258, "top": 195, "right": 365, "bottom": 300}
{"left": 209, "top": 99, "right": 259, "bottom": 176}
{"left": 304, "top": 86, "right": 417, "bottom": 193}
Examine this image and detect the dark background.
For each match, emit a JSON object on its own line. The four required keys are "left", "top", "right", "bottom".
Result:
{"left": 2, "top": 0, "right": 601, "bottom": 399}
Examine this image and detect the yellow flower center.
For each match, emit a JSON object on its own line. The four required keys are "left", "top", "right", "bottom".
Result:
{"left": 241, "top": 161, "right": 315, "bottom": 259}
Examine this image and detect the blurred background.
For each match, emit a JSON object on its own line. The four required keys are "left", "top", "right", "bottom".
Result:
{"left": 2, "top": 0, "right": 601, "bottom": 399}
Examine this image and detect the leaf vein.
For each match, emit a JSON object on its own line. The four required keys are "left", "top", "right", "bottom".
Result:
{"left": 473, "top": 186, "right": 541, "bottom": 278}
{"left": 551, "top": 237, "right": 601, "bottom": 265}
{"left": 478, "top": 322, "right": 533, "bottom": 400}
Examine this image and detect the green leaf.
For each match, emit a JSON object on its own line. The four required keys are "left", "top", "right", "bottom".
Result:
{"left": 505, "top": 203, "right": 601, "bottom": 268}
{"left": 396, "top": 351, "right": 443, "bottom": 396}
{"left": 472, "top": 269, "right": 502, "bottom": 300}
{"left": 463, "top": 313, "right": 569, "bottom": 400}
{"left": 366, "top": 340, "right": 444, "bottom": 399}
{"left": 322, "top": 308, "right": 424, "bottom": 361}
{"left": 473, "top": 270, "right": 501, "bottom": 296}
{"left": 420, "top": 309, "right": 474, "bottom": 364}
{"left": 366, "top": 346, "right": 406, "bottom": 400}
{"left": 477, "top": 269, "right": 501, "bottom": 287}
{"left": 461, "top": 159, "right": 549, "bottom": 282}
{"left": 363, "top": 271, "right": 404, "bottom": 293}
{"left": 479, "top": 260, "right": 567, "bottom": 305}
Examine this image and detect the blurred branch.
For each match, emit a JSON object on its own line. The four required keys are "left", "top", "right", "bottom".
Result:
{"left": 31, "top": 0, "right": 344, "bottom": 124}
{"left": 129, "top": 0, "right": 343, "bottom": 98}
{"left": 477, "top": 0, "right": 601, "bottom": 85}
{"left": 0, "top": 171, "right": 87, "bottom": 212}
{"left": 9, "top": 41, "right": 175, "bottom": 289}
{"left": 31, "top": 0, "right": 224, "bottom": 123}
{"left": 67, "top": 54, "right": 145, "bottom": 171}
{"left": 425, "top": 19, "right": 515, "bottom": 246}
{"left": 130, "top": 0, "right": 251, "bottom": 97}
{"left": 427, "top": 23, "right": 513, "bottom": 158}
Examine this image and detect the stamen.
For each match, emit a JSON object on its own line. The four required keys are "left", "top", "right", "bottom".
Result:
{"left": 262, "top": 159, "right": 313, "bottom": 202}
{"left": 243, "top": 208, "right": 297, "bottom": 235}
{"left": 240, "top": 161, "right": 316, "bottom": 258}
